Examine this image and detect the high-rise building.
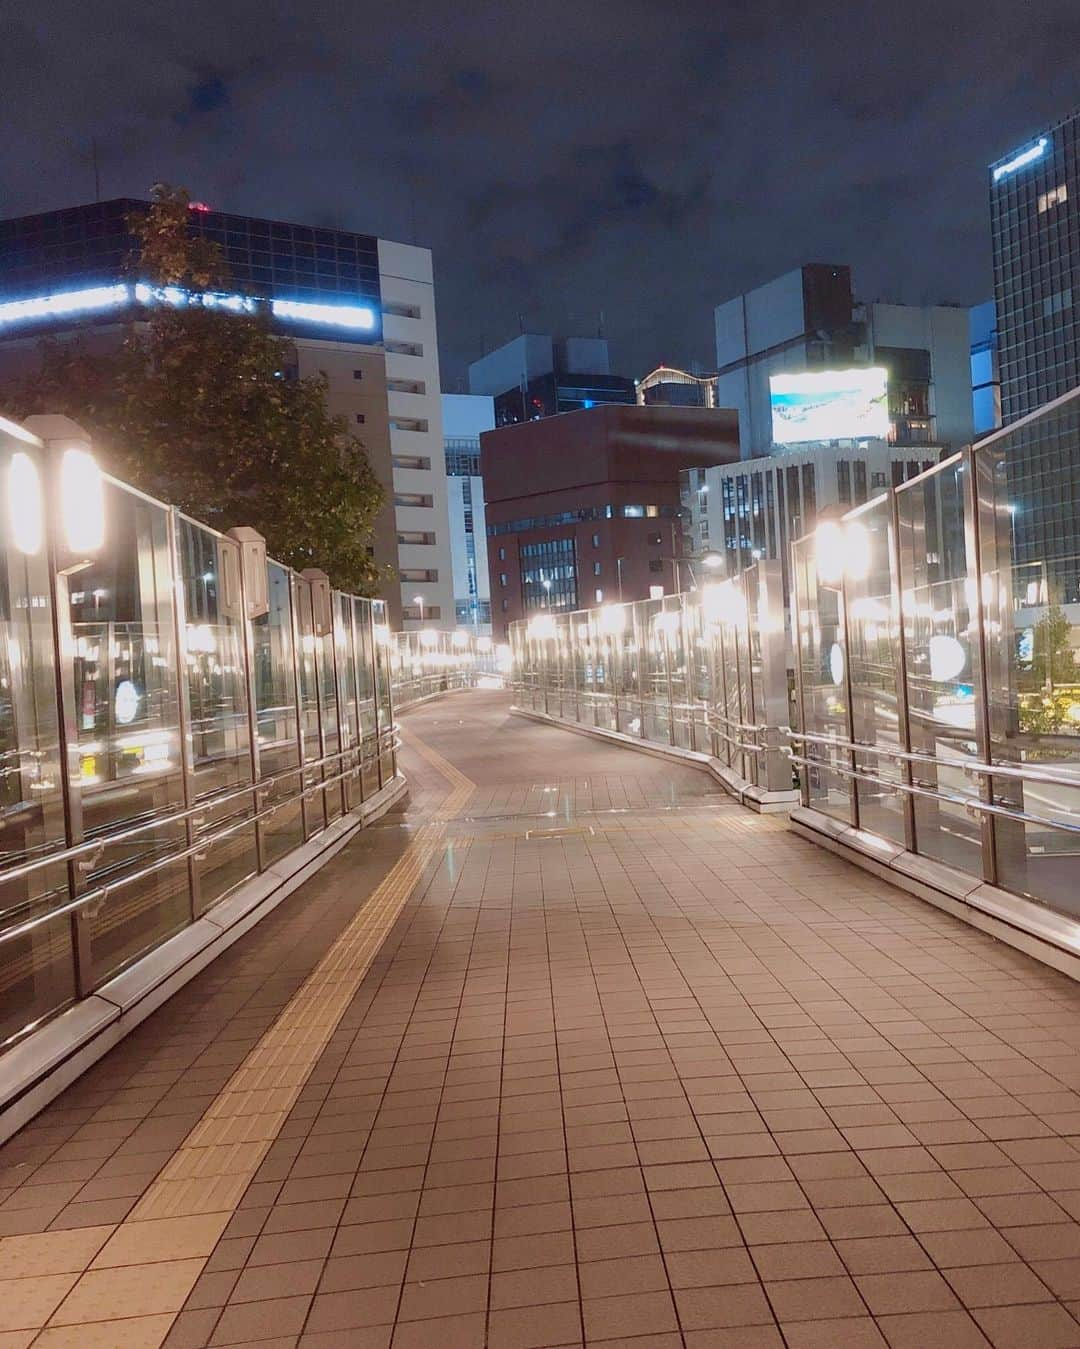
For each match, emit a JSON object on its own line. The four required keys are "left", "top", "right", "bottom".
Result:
{"left": 468, "top": 334, "right": 635, "bottom": 427}
{"left": 682, "top": 443, "right": 946, "bottom": 597}
{"left": 481, "top": 404, "right": 739, "bottom": 637}
{"left": 0, "top": 199, "right": 454, "bottom": 629}
{"left": 990, "top": 110, "right": 1078, "bottom": 425}
{"left": 442, "top": 393, "right": 494, "bottom": 632}
{"left": 714, "top": 264, "right": 974, "bottom": 458}
{"left": 970, "top": 300, "right": 1002, "bottom": 437}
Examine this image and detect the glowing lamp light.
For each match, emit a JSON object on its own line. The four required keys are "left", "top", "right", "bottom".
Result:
{"left": 451, "top": 629, "right": 469, "bottom": 649}
{"left": 60, "top": 449, "right": 105, "bottom": 555}
{"left": 476, "top": 635, "right": 493, "bottom": 653}
{"left": 928, "top": 633, "right": 966, "bottom": 682}
{"left": 529, "top": 615, "right": 557, "bottom": 641}
{"left": 815, "top": 520, "right": 870, "bottom": 584}
{"left": 419, "top": 628, "right": 438, "bottom": 649}
{"left": 653, "top": 610, "right": 681, "bottom": 636}
{"left": 598, "top": 605, "right": 626, "bottom": 636}
{"left": 829, "top": 642, "right": 845, "bottom": 687}
{"left": 701, "top": 552, "right": 724, "bottom": 570}
{"left": 8, "top": 452, "right": 43, "bottom": 555}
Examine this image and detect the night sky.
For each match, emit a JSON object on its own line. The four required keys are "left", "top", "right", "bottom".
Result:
{"left": 5, "top": 2, "right": 1079, "bottom": 385}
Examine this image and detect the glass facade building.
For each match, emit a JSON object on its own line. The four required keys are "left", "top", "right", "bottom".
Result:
{"left": 0, "top": 199, "right": 383, "bottom": 345}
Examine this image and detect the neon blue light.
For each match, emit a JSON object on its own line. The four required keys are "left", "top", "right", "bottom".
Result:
{"left": 0, "top": 285, "right": 129, "bottom": 329}
{"left": 992, "top": 136, "right": 1049, "bottom": 182}
{"left": 582, "top": 398, "right": 595, "bottom": 409}
{"left": 271, "top": 299, "right": 376, "bottom": 330}
{"left": 0, "top": 284, "right": 378, "bottom": 334}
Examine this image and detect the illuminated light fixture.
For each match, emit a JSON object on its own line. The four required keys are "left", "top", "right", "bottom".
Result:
{"left": 451, "top": 629, "right": 469, "bottom": 648}
{"left": 133, "top": 282, "right": 256, "bottom": 314}
{"left": 529, "top": 614, "right": 557, "bottom": 641}
{"left": 60, "top": 449, "right": 105, "bottom": 554}
{"left": 653, "top": 610, "right": 681, "bottom": 636}
{"left": 476, "top": 635, "right": 493, "bottom": 653}
{"left": 187, "top": 201, "right": 212, "bottom": 212}
{"left": 701, "top": 552, "right": 723, "bottom": 570}
{"left": 815, "top": 519, "right": 870, "bottom": 584}
{"left": 419, "top": 628, "right": 438, "bottom": 648}
{"left": 0, "top": 284, "right": 129, "bottom": 329}
{"left": 598, "top": 604, "right": 626, "bottom": 635}
{"left": 992, "top": 136, "right": 1049, "bottom": 182}
{"left": 8, "top": 452, "right": 43, "bottom": 555}
{"left": 829, "top": 642, "right": 845, "bottom": 687}
{"left": 928, "top": 633, "right": 966, "bottom": 682}
{"left": 271, "top": 299, "right": 376, "bottom": 330}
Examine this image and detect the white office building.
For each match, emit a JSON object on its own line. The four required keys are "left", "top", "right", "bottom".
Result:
{"left": 441, "top": 393, "right": 494, "bottom": 632}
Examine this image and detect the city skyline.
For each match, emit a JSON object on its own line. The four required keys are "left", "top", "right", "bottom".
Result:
{"left": 4, "top": 0, "right": 1078, "bottom": 385}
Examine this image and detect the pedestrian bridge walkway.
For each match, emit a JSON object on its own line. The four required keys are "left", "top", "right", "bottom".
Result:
{"left": 4, "top": 690, "right": 1080, "bottom": 1347}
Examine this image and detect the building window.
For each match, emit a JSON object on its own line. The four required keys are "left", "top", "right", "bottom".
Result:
{"left": 399, "top": 568, "right": 439, "bottom": 582}
{"left": 385, "top": 339, "right": 424, "bottom": 357}
{"left": 520, "top": 537, "right": 577, "bottom": 613}
{"left": 593, "top": 562, "right": 601, "bottom": 576}
{"left": 502, "top": 598, "right": 509, "bottom": 611}
{"left": 595, "top": 588, "right": 603, "bottom": 603}
{"left": 384, "top": 301, "right": 421, "bottom": 320}
{"left": 405, "top": 603, "right": 441, "bottom": 621}
{"left": 498, "top": 547, "right": 506, "bottom": 561}
{"left": 387, "top": 378, "right": 427, "bottom": 395}
{"left": 355, "top": 413, "right": 366, "bottom": 424}
{"left": 392, "top": 455, "right": 432, "bottom": 471}
{"left": 592, "top": 533, "right": 601, "bottom": 547}
{"left": 499, "top": 573, "right": 508, "bottom": 586}
{"left": 353, "top": 369, "right": 363, "bottom": 380}
{"left": 397, "top": 530, "right": 436, "bottom": 545}
{"left": 1043, "top": 288, "right": 1073, "bottom": 318}
{"left": 389, "top": 417, "right": 429, "bottom": 433}
{"left": 394, "top": 492, "right": 433, "bottom": 508}
{"left": 622, "top": 505, "right": 644, "bottom": 518}
{"left": 649, "top": 559, "right": 663, "bottom": 573}
{"left": 1038, "top": 184, "right": 1068, "bottom": 213}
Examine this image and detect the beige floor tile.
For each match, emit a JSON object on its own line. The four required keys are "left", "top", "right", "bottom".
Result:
{"left": 0, "top": 1227, "right": 113, "bottom": 1279}
{"left": 49, "top": 1257, "right": 204, "bottom": 1325}
{"left": 0, "top": 1274, "right": 78, "bottom": 1333}
{"left": 34, "top": 1313, "right": 175, "bottom": 1347}
{"left": 91, "top": 1213, "right": 230, "bottom": 1268}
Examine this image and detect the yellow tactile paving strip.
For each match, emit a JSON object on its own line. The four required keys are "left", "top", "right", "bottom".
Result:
{"left": 0, "top": 733, "right": 473, "bottom": 1347}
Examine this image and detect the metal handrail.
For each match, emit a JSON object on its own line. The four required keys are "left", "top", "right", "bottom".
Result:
{"left": 0, "top": 746, "right": 400, "bottom": 949}
{"left": 0, "top": 736, "right": 393, "bottom": 889}
{"left": 788, "top": 751, "right": 1080, "bottom": 838}
{"left": 787, "top": 728, "right": 1080, "bottom": 793}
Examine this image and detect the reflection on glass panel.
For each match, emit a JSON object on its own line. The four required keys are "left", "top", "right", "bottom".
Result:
{"left": 372, "top": 603, "right": 394, "bottom": 786}
{"left": 254, "top": 564, "right": 302, "bottom": 865}
{"left": 665, "top": 602, "right": 692, "bottom": 750}
{"left": 318, "top": 630, "right": 342, "bottom": 822}
{"left": 793, "top": 534, "right": 851, "bottom": 821}
{"left": 294, "top": 579, "right": 324, "bottom": 837}
{"left": 979, "top": 398, "right": 1080, "bottom": 913}
{"left": 897, "top": 460, "right": 983, "bottom": 875}
{"left": 847, "top": 499, "right": 907, "bottom": 845}
{"left": 336, "top": 596, "right": 362, "bottom": 812}
{"left": 640, "top": 599, "right": 671, "bottom": 743}
{"left": 177, "top": 519, "right": 255, "bottom": 910}
{"left": 0, "top": 437, "right": 74, "bottom": 1044}
{"left": 74, "top": 485, "right": 188, "bottom": 982}
{"left": 355, "top": 600, "right": 379, "bottom": 800}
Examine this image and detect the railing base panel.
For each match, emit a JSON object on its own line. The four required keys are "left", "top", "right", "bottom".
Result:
{"left": 0, "top": 773, "right": 408, "bottom": 1147}
{"left": 790, "top": 805, "right": 1080, "bottom": 985}
{"left": 510, "top": 705, "right": 799, "bottom": 813}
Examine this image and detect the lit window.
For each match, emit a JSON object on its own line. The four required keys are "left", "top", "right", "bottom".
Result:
{"left": 592, "top": 533, "right": 601, "bottom": 547}
{"left": 500, "top": 573, "right": 508, "bottom": 586}
{"left": 1038, "top": 184, "right": 1068, "bottom": 213}
{"left": 593, "top": 562, "right": 601, "bottom": 575}
{"left": 595, "top": 588, "right": 603, "bottom": 603}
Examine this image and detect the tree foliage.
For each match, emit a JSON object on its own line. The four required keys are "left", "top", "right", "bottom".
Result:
{"left": 6, "top": 185, "right": 386, "bottom": 594}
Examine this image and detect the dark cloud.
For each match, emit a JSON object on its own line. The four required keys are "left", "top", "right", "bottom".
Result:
{"left": 3, "top": 0, "right": 1079, "bottom": 384}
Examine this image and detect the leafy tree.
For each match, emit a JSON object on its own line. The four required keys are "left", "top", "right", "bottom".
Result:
{"left": 1019, "top": 603, "right": 1079, "bottom": 692}
{"left": 6, "top": 185, "right": 386, "bottom": 594}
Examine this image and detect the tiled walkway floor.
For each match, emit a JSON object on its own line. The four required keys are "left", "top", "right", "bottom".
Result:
{"left": 6, "top": 692, "right": 1080, "bottom": 1346}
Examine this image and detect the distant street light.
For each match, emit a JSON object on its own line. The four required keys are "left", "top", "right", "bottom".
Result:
{"left": 412, "top": 593, "right": 424, "bottom": 624}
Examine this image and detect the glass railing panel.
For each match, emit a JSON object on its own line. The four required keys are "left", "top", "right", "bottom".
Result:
{"left": 293, "top": 578, "right": 325, "bottom": 837}
{"left": 336, "top": 595, "right": 362, "bottom": 813}
{"left": 793, "top": 534, "right": 851, "bottom": 821}
{"left": 687, "top": 601, "right": 712, "bottom": 754}
{"left": 666, "top": 599, "right": 693, "bottom": 750}
{"left": 846, "top": 498, "right": 907, "bottom": 845}
{"left": 373, "top": 603, "right": 395, "bottom": 786}
{"left": 896, "top": 457, "right": 983, "bottom": 875}
{"left": 253, "top": 562, "right": 302, "bottom": 866}
{"left": 640, "top": 599, "right": 671, "bottom": 744}
{"left": 74, "top": 484, "right": 189, "bottom": 983}
{"left": 355, "top": 599, "right": 380, "bottom": 800}
{"left": 978, "top": 394, "right": 1080, "bottom": 912}
{"left": 0, "top": 433, "right": 75, "bottom": 1043}
{"left": 177, "top": 517, "right": 256, "bottom": 911}
{"left": 317, "top": 628, "right": 342, "bottom": 823}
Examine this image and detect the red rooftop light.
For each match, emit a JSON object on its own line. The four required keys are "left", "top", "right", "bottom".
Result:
{"left": 187, "top": 202, "right": 211, "bottom": 213}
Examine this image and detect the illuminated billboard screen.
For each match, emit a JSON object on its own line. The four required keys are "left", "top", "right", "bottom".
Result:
{"left": 769, "top": 367, "right": 889, "bottom": 445}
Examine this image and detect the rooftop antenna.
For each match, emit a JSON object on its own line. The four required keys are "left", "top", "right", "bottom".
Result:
{"left": 598, "top": 309, "right": 606, "bottom": 338}
{"left": 91, "top": 139, "right": 101, "bottom": 202}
